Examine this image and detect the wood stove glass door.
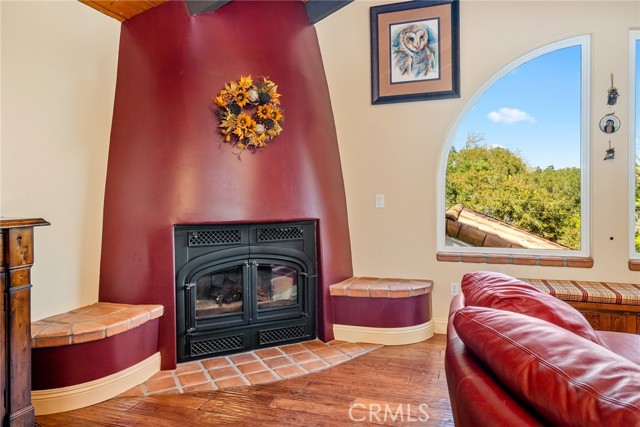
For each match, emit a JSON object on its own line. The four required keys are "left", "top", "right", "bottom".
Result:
{"left": 251, "top": 259, "right": 305, "bottom": 323}
{"left": 189, "top": 260, "right": 250, "bottom": 331}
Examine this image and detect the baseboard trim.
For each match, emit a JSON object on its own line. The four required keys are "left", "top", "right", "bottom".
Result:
{"left": 434, "top": 319, "right": 447, "bottom": 335}
{"left": 333, "top": 321, "right": 434, "bottom": 345}
{"left": 32, "top": 352, "right": 161, "bottom": 415}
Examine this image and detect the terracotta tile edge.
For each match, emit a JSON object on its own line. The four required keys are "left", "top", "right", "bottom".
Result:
{"left": 437, "top": 252, "right": 593, "bottom": 268}
{"left": 31, "top": 303, "right": 165, "bottom": 347}
{"left": 330, "top": 277, "right": 433, "bottom": 298}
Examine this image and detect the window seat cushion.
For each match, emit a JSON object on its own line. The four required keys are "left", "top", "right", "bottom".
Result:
{"left": 519, "top": 278, "right": 640, "bottom": 306}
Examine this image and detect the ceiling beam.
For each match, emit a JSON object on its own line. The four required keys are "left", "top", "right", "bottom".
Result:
{"left": 79, "top": 0, "right": 352, "bottom": 23}
{"left": 305, "top": 0, "right": 352, "bottom": 24}
{"left": 184, "top": 0, "right": 353, "bottom": 23}
{"left": 183, "top": 0, "right": 231, "bottom": 16}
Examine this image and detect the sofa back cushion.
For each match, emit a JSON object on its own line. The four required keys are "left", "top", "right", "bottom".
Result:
{"left": 462, "top": 271, "right": 605, "bottom": 346}
{"left": 454, "top": 306, "right": 640, "bottom": 427}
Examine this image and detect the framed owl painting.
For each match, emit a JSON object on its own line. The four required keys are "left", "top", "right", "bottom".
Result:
{"left": 370, "top": 0, "right": 460, "bottom": 104}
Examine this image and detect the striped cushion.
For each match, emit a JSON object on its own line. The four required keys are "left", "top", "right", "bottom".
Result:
{"left": 520, "top": 279, "right": 640, "bottom": 306}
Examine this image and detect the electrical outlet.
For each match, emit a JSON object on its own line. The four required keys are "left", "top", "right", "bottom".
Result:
{"left": 450, "top": 282, "right": 460, "bottom": 296}
{"left": 375, "top": 194, "right": 385, "bottom": 208}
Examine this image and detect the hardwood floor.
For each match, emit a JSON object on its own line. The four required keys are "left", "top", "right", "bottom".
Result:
{"left": 36, "top": 334, "right": 453, "bottom": 427}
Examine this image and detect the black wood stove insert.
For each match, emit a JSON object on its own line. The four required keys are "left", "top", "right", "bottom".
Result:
{"left": 174, "top": 221, "right": 317, "bottom": 362}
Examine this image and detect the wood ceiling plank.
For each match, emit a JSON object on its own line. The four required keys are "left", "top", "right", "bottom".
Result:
{"left": 118, "top": 1, "right": 160, "bottom": 14}
{"left": 97, "top": 1, "right": 146, "bottom": 20}
{"left": 79, "top": 0, "right": 165, "bottom": 22}
{"left": 79, "top": 1, "right": 127, "bottom": 22}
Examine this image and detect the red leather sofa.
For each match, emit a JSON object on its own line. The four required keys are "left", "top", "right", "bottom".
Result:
{"left": 445, "top": 271, "right": 640, "bottom": 427}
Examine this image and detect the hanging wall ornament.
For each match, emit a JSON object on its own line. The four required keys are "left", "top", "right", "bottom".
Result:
{"left": 214, "top": 75, "right": 284, "bottom": 153}
{"left": 603, "top": 140, "right": 615, "bottom": 160}
{"left": 607, "top": 74, "right": 619, "bottom": 106}
{"left": 599, "top": 113, "right": 620, "bottom": 134}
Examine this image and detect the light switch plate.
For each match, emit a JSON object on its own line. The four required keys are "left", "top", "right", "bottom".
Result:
{"left": 375, "top": 194, "right": 384, "bottom": 208}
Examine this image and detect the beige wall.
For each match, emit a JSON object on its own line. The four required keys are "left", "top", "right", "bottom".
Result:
{"left": 316, "top": 0, "right": 640, "bottom": 331}
{"left": 1, "top": 1, "right": 119, "bottom": 320}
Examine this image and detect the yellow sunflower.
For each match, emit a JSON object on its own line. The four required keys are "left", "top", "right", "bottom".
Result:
{"left": 233, "top": 114, "right": 255, "bottom": 139}
{"left": 268, "top": 108, "right": 283, "bottom": 122}
{"left": 256, "top": 105, "right": 271, "bottom": 120}
{"left": 235, "top": 90, "right": 250, "bottom": 107}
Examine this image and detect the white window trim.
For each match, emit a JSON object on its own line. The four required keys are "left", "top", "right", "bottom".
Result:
{"left": 437, "top": 35, "right": 591, "bottom": 258}
{"left": 630, "top": 30, "right": 639, "bottom": 259}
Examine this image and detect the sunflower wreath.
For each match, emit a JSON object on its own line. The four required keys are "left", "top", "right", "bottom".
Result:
{"left": 214, "top": 75, "right": 284, "bottom": 151}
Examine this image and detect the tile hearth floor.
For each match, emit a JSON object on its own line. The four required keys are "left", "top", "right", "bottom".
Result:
{"left": 120, "top": 340, "right": 382, "bottom": 397}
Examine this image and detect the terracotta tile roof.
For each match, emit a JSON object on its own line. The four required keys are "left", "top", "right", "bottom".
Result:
{"left": 445, "top": 204, "right": 568, "bottom": 250}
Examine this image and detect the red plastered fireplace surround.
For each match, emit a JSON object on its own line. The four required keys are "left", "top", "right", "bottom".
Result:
{"left": 99, "top": 0, "right": 353, "bottom": 369}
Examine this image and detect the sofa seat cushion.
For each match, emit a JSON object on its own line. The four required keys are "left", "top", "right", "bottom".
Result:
{"left": 454, "top": 306, "right": 640, "bottom": 427}
{"left": 462, "top": 271, "right": 606, "bottom": 346}
{"left": 597, "top": 331, "right": 640, "bottom": 365}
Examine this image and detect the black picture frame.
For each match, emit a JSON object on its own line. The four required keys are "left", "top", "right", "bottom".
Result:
{"left": 370, "top": 0, "right": 460, "bottom": 104}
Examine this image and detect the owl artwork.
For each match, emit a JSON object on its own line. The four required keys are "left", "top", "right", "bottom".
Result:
{"left": 391, "top": 22, "right": 438, "bottom": 83}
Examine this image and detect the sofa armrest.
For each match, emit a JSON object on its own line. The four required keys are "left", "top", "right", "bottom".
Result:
{"left": 446, "top": 294, "right": 465, "bottom": 341}
{"left": 445, "top": 296, "right": 544, "bottom": 427}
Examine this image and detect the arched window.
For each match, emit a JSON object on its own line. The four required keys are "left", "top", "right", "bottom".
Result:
{"left": 439, "top": 36, "right": 590, "bottom": 259}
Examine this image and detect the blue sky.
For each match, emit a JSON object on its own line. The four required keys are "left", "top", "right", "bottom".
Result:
{"left": 453, "top": 46, "right": 582, "bottom": 169}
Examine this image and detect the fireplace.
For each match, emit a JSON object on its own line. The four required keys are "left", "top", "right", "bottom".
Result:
{"left": 174, "top": 221, "right": 317, "bottom": 362}
{"left": 99, "top": 0, "right": 354, "bottom": 369}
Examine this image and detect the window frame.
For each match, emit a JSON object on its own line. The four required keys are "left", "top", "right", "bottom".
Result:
{"left": 437, "top": 35, "right": 591, "bottom": 259}
{"left": 629, "top": 30, "right": 639, "bottom": 260}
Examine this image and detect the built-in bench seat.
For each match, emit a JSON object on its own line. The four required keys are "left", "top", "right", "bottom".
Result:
{"left": 329, "top": 277, "right": 433, "bottom": 298}
{"left": 32, "top": 302, "right": 164, "bottom": 348}
{"left": 329, "top": 277, "right": 434, "bottom": 345}
{"left": 519, "top": 278, "right": 640, "bottom": 334}
{"left": 31, "top": 302, "right": 164, "bottom": 416}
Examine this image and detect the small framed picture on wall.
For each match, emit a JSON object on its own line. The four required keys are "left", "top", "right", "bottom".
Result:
{"left": 370, "top": 0, "right": 460, "bottom": 104}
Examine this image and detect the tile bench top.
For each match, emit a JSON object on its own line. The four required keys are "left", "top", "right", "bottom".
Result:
{"left": 31, "top": 302, "right": 164, "bottom": 348}
{"left": 520, "top": 278, "right": 640, "bottom": 306}
{"left": 329, "top": 277, "right": 433, "bottom": 298}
